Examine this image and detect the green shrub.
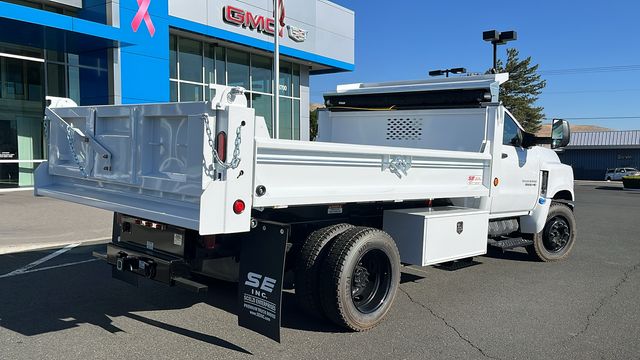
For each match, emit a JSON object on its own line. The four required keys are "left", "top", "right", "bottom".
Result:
{"left": 622, "top": 176, "right": 640, "bottom": 189}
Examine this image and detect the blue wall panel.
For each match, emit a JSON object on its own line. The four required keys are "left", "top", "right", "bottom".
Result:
{"left": 558, "top": 149, "right": 640, "bottom": 180}
{"left": 119, "top": 0, "right": 170, "bottom": 103}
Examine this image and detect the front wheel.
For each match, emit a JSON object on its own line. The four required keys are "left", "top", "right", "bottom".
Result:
{"left": 526, "top": 203, "right": 577, "bottom": 262}
{"left": 319, "top": 227, "right": 401, "bottom": 331}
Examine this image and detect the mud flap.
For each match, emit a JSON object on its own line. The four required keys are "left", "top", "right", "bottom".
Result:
{"left": 237, "top": 221, "right": 289, "bottom": 342}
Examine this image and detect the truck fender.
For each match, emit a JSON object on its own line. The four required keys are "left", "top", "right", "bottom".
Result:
{"left": 519, "top": 197, "right": 551, "bottom": 234}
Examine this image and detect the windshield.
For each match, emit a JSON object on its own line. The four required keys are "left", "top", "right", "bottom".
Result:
{"left": 626, "top": 168, "right": 639, "bottom": 172}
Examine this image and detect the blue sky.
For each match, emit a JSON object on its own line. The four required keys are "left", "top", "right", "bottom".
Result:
{"left": 310, "top": 0, "right": 640, "bottom": 130}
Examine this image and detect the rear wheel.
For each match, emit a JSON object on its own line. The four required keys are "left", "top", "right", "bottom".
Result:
{"left": 319, "top": 227, "right": 400, "bottom": 331}
{"left": 295, "top": 223, "right": 353, "bottom": 318}
{"left": 526, "top": 203, "right": 576, "bottom": 262}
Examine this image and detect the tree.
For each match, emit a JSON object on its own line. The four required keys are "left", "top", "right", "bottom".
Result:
{"left": 310, "top": 108, "right": 319, "bottom": 140}
{"left": 492, "top": 48, "right": 547, "bottom": 133}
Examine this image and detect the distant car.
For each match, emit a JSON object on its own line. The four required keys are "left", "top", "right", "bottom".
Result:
{"left": 605, "top": 167, "right": 640, "bottom": 181}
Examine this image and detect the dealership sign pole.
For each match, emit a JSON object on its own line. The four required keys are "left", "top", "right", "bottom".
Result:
{"left": 273, "top": 0, "right": 280, "bottom": 138}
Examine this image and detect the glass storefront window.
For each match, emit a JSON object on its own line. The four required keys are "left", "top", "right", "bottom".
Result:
{"left": 170, "top": 80, "right": 178, "bottom": 102}
{"left": 279, "top": 97, "right": 292, "bottom": 139}
{"left": 46, "top": 63, "right": 65, "bottom": 97}
{"left": 252, "top": 93, "right": 273, "bottom": 136}
{"left": 0, "top": 119, "right": 18, "bottom": 188}
{"left": 1, "top": 54, "right": 45, "bottom": 187}
{"left": 251, "top": 54, "right": 272, "bottom": 94}
{"left": 215, "top": 47, "right": 226, "bottom": 85}
{"left": 227, "top": 49, "right": 249, "bottom": 89}
{"left": 293, "top": 99, "right": 300, "bottom": 140}
{"left": 168, "top": 35, "right": 303, "bottom": 140}
{"left": 204, "top": 44, "right": 215, "bottom": 86}
{"left": 179, "top": 38, "right": 203, "bottom": 83}
{"left": 180, "top": 82, "right": 202, "bottom": 101}
{"left": 279, "top": 61, "right": 292, "bottom": 96}
{"left": 68, "top": 65, "right": 80, "bottom": 104}
{"left": 26, "top": 61, "right": 42, "bottom": 101}
{"left": 169, "top": 35, "right": 177, "bottom": 79}
{"left": 4, "top": 58, "right": 24, "bottom": 99}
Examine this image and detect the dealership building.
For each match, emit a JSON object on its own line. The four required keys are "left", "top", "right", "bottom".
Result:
{"left": 0, "top": 0, "right": 354, "bottom": 188}
{"left": 558, "top": 130, "right": 640, "bottom": 180}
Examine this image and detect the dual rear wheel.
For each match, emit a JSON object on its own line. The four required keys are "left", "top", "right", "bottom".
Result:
{"left": 295, "top": 224, "right": 400, "bottom": 331}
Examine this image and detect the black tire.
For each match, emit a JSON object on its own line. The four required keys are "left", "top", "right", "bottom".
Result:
{"left": 606, "top": 177, "right": 612, "bottom": 181}
{"left": 295, "top": 223, "right": 353, "bottom": 318}
{"left": 319, "top": 227, "right": 400, "bottom": 331}
{"left": 526, "top": 203, "right": 577, "bottom": 262}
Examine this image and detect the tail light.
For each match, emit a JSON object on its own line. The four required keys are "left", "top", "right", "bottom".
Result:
{"left": 233, "top": 199, "right": 246, "bottom": 214}
{"left": 216, "top": 131, "right": 227, "bottom": 162}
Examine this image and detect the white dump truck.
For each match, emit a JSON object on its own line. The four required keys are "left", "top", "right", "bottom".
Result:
{"left": 35, "top": 74, "right": 575, "bottom": 342}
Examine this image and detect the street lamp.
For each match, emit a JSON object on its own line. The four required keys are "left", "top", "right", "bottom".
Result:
{"left": 428, "top": 67, "right": 467, "bottom": 77}
{"left": 483, "top": 30, "right": 517, "bottom": 73}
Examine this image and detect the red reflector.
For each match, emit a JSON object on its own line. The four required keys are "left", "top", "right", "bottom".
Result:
{"left": 233, "top": 199, "right": 246, "bottom": 214}
{"left": 216, "top": 131, "right": 227, "bottom": 162}
{"left": 202, "top": 235, "right": 216, "bottom": 250}
{"left": 134, "top": 219, "right": 142, "bottom": 225}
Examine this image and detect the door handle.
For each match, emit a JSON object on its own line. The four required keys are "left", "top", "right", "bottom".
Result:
{"left": 501, "top": 153, "right": 508, "bottom": 159}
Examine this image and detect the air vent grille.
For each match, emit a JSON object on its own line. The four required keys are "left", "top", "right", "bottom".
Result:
{"left": 386, "top": 118, "right": 423, "bottom": 140}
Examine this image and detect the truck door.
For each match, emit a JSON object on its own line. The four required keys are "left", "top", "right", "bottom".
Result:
{"left": 491, "top": 110, "right": 540, "bottom": 215}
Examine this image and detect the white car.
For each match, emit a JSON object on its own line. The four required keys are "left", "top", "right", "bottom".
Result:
{"left": 605, "top": 168, "right": 640, "bottom": 181}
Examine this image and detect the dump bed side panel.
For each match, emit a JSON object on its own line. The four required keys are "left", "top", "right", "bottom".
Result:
{"left": 253, "top": 139, "right": 491, "bottom": 207}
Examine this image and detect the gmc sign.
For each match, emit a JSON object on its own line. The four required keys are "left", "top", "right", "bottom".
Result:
{"left": 223, "top": 5, "right": 307, "bottom": 42}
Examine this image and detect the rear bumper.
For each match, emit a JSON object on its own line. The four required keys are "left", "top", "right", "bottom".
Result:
{"left": 106, "top": 242, "right": 190, "bottom": 285}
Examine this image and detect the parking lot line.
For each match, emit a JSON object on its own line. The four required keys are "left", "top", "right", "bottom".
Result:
{"left": 0, "top": 243, "right": 80, "bottom": 278}
{"left": 0, "top": 259, "right": 99, "bottom": 279}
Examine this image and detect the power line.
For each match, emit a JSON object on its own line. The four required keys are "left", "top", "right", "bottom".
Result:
{"left": 539, "top": 64, "right": 640, "bottom": 76}
{"left": 545, "top": 116, "right": 640, "bottom": 120}
{"left": 544, "top": 88, "right": 640, "bottom": 95}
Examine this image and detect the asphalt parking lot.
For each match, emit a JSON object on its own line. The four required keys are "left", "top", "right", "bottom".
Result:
{"left": 0, "top": 183, "right": 639, "bottom": 360}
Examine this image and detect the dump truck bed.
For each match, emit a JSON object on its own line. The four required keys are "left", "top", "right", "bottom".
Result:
{"left": 35, "top": 87, "right": 492, "bottom": 235}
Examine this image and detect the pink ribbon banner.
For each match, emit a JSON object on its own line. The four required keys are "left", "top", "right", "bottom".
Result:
{"left": 131, "top": 0, "right": 155, "bottom": 37}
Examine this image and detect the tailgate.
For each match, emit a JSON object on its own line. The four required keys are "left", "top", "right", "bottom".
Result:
{"left": 35, "top": 89, "right": 255, "bottom": 235}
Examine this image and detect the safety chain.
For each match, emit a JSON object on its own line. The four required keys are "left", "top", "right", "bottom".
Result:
{"left": 66, "top": 125, "right": 88, "bottom": 177}
{"left": 203, "top": 114, "right": 243, "bottom": 177}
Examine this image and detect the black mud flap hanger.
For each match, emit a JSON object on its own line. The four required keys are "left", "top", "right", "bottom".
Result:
{"left": 237, "top": 221, "right": 289, "bottom": 343}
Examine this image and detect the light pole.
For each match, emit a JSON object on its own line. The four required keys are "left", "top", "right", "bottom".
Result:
{"left": 273, "top": 0, "right": 281, "bottom": 138}
{"left": 483, "top": 30, "right": 517, "bottom": 73}
{"left": 429, "top": 67, "right": 467, "bottom": 78}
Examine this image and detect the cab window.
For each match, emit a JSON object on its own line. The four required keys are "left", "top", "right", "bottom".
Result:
{"left": 502, "top": 113, "right": 522, "bottom": 147}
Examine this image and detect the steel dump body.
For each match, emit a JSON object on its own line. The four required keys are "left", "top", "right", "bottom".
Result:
{"left": 36, "top": 90, "right": 493, "bottom": 235}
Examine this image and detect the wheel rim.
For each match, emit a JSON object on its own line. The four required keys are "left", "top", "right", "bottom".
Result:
{"left": 350, "top": 249, "right": 392, "bottom": 314}
{"left": 543, "top": 216, "right": 571, "bottom": 253}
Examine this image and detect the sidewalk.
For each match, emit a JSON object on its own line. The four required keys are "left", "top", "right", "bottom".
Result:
{"left": 0, "top": 190, "right": 112, "bottom": 254}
